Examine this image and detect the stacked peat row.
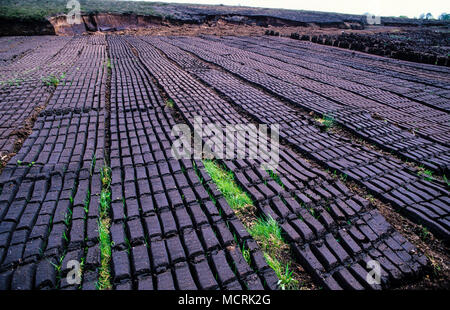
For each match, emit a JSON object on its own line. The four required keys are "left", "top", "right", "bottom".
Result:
{"left": 150, "top": 36, "right": 449, "bottom": 242}
{"left": 0, "top": 37, "right": 46, "bottom": 64}
{"left": 270, "top": 36, "right": 450, "bottom": 93}
{"left": 289, "top": 32, "right": 450, "bottom": 67}
{"left": 0, "top": 36, "right": 71, "bottom": 81}
{"left": 105, "top": 36, "right": 279, "bottom": 290}
{"left": 0, "top": 36, "right": 86, "bottom": 156}
{"left": 43, "top": 37, "right": 108, "bottom": 113}
{"left": 217, "top": 35, "right": 450, "bottom": 113}
{"left": 0, "top": 38, "right": 107, "bottom": 290}
{"left": 129, "top": 36, "right": 430, "bottom": 289}
{"left": 164, "top": 36, "right": 450, "bottom": 175}
{"left": 196, "top": 36, "right": 450, "bottom": 147}
{"left": 264, "top": 30, "right": 280, "bottom": 37}
{"left": 206, "top": 36, "right": 450, "bottom": 171}
{"left": 0, "top": 111, "right": 105, "bottom": 290}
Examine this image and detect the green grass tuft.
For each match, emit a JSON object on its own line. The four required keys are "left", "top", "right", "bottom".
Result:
{"left": 97, "top": 217, "right": 112, "bottom": 290}
{"left": 249, "top": 216, "right": 283, "bottom": 245}
{"left": 97, "top": 164, "right": 113, "bottom": 290}
{"left": 418, "top": 169, "right": 433, "bottom": 181}
{"left": 42, "top": 72, "right": 66, "bottom": 87}
{"left": 266, "top": 169, "right": 284, "bottom": 187}
{"left": 443, "top": 175, "right": 449, "bottom": 187}
{"left": 264, "top": 253, "right": 299, "bottom": 290}
{"left": 165, "top": 98, "right": 175, "bottom": 109}
{"left": 240, "top": 243, "right": 251, "bottom": 265}
{"left": 315, "top": 113, "right": 335, "bottom": 130}
{"left": 203, "top": 160, "right": 252, "bottom": 210}
{"left": 419, "top": 225, "right": 431, "bottom": 241}
{"left": 202, "top": 160, "right": 301, "bottom": 290}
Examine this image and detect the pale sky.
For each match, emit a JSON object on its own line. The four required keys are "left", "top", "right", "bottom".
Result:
{"left": 141, "top": 0, "right": 449, "bottom": 19}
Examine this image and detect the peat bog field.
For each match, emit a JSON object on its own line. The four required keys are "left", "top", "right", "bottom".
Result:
{"left": 0, "top": 34, "right": 449, "bottom": 290}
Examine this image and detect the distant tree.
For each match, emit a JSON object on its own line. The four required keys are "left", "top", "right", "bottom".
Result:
{"left": 439, "top": 13, "right": 450, "bottom": 20}
{"left": 398, "top": 15, "right": 408, "bottom": 18}
{"left": 419, "top": 13, "right": 435, "bottom": 20}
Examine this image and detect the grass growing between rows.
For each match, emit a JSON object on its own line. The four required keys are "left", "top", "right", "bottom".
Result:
{"left": 314, "top": 113, "right": 335, "bottom": 131}
{"left": 417, "top": 167, "right": 434, "bottom": 181}
{"left": 203, "top": 160, "right": 299, "bottom": 290}
{"left": 266, "top": 169, "right": 284, "bottom": 188}
{"left": 42, "top": 73, "right": 66, "bottom": 87}
{"left": 165, "top": 98, "right": 175, "bottom": 109}
{"left": 203, "top": 160, "right": 252, "bottom": 210}
{"left": 97, "top": 165, "right": 113, "bottom": 290}
{"left": 249, "top": 217, "right": 299, "bottom": 290}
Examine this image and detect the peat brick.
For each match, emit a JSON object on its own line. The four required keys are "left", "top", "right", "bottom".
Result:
{"left": 127, "top": 218, "right": 145, "bottom": 245}
{"left": 85, "top": 246, "right": 101, "bottom": 269}
{"left": 174, "top": 263, "right": 197, "bottom": 290}
{"left": 125, "top": 198, "right": 140, "bottom": 219}
{"left": 281, "top": 222, "right": 302, "bottom": 243}
{"left": 325, "top": 233, "right": 350, "bottom": 263}
{"left": 0, "top": 270, "right": 13, "bottom": 290}
{"left": 166, "top": 236, "right": 186, "bottom": 264}
{"left": 260, "top": 269, "right": 279, "bottom": 290}
{"left": 144, "top": 215, "right": 162, "bottom": 239}
{"left": 115, "top": 281, "right": 133, "bottom": 290}
{"left": 112, "top": 250, "right": 131, "bottom": 282}
{"left": 11, "top": 263, "right": 35, "bottom": 290}
{"left": 132, "top": 244, "right": 151, "bottom": 275}
{"left": 137, "top": 275, "right": 154, "bottom": 290}
{"left": 199, "top": 226, "right": 220, "bottom": 252}
{"left": 193, "top": 259, "right": 219, "bottom": 290}
{"left": 110, "top": 222, "right": 127, "bottom": 250}
{"left": 333, "top": 268, "right": 365, "bottom": 290}
{"left": 140, "top": 194, "right": 154, "bottom": 215}
{"left": 160, "top": 211, "right": 177, "bottom": 237}
{"left": 311, "top": 242, "right": 339, "bottom": 272}
{"left": 35, "top": 259, "right": 57, "bottom": 289}
{"left": 156, "top": 270, "right": 175, "bottom": 290}
{"left": 188, "top": 204, "right": 209, "bottom": 226}
{"left": 150, "top": 239, "right": 169, "bottom": 273}
{"left": 245, "top": 273, "right": 265, "bottom": 290}
{"left": 182, "top": 229, "right": 204, "bottom": 259}
{"left": 292, "top": 244, "right": 325, "bottom": 275}
{"left": 174, "top": 207, "right": 193, "bottom": 231}
{"left": 227, "top": 246, "right": 253, "bottom": 279}
{"left": 214, "top": 222, "right": 234, "bottom": 246}
{"left": 211, "top": 250, "right": 236, "bottom": 285}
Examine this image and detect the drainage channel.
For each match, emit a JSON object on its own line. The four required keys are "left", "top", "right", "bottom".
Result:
{"left": 96, "top": 39, "right": 113, "bottom": 290}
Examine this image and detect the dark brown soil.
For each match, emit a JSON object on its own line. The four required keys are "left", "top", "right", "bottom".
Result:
{"left": 0, "top": 102, "right": 47, "bottom": 174}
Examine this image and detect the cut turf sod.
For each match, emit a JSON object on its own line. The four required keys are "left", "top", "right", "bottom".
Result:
{"left": 203, "top": 159, "right": 301, "bottom": 290}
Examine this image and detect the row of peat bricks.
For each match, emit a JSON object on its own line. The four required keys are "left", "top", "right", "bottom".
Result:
{"left": 286, "top": 32, "right": 450, "bottom": 67}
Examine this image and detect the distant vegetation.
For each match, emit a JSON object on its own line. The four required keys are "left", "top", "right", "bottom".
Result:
{"left": 0, "top": 0, "right": 165, "bottom": 21}
{"left": 419, "top": 13, "right": 434, "bottom": 20}
{"left": 438, "top": 13, "right": 450, "bottom": 20}
{"left": 2, "top": 0, "right": 450, "bottom": 26}
{"left": 418, "top": 12, "right": 450, "bottom": 20}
